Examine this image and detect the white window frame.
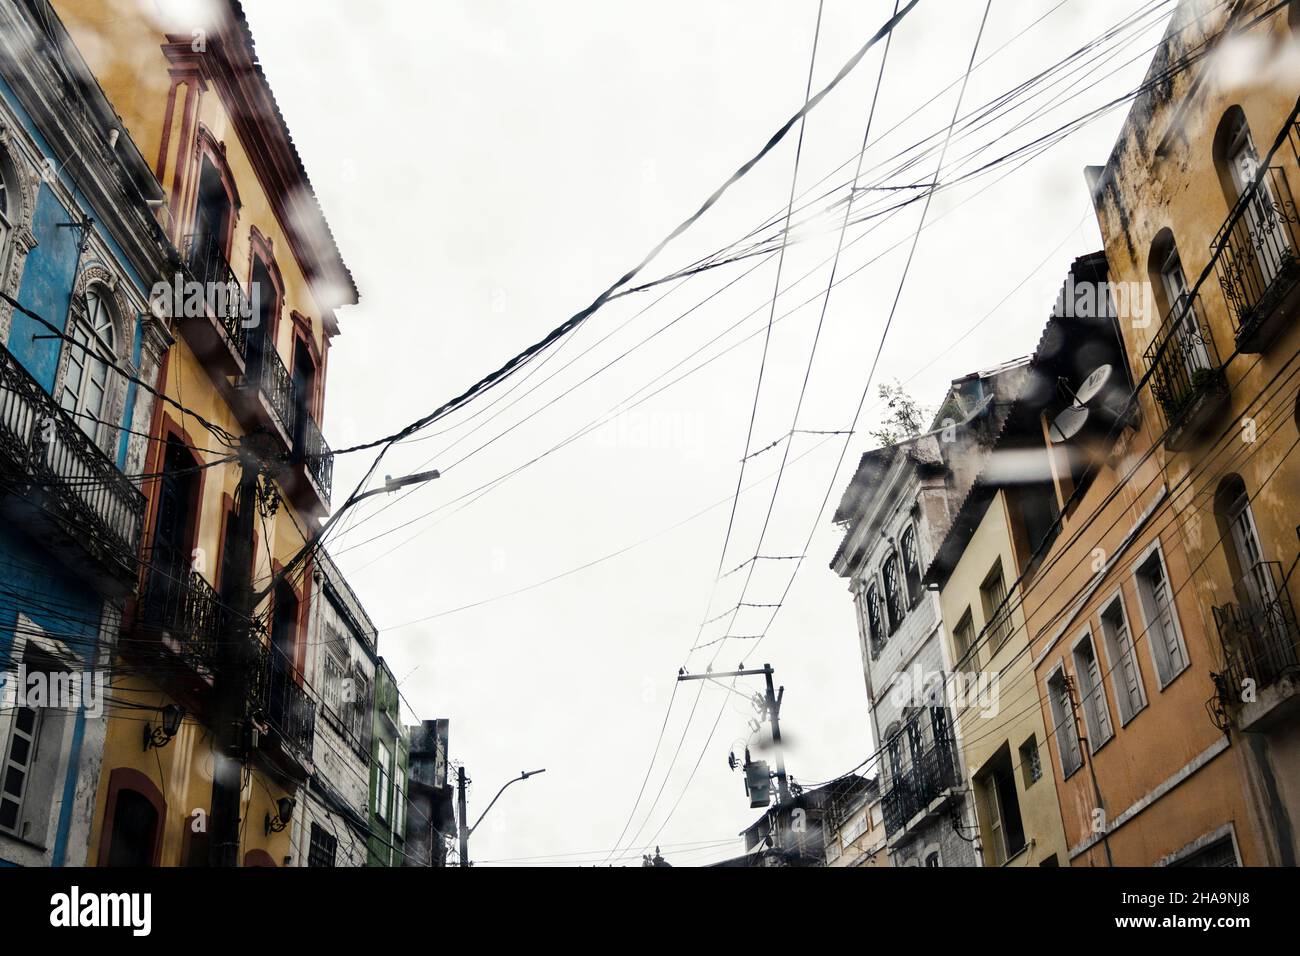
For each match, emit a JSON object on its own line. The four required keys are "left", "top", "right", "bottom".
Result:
{"left": 953, "top": 607, "right": 977, "bottom": 672}
{"left": 1097, "top": 588, "right": 1147, "bottom": 726}
{"left": 1131, "top": 539, "right": 1190, "bottom": 690}
{"left": 321, "top": 648, "right": 346, "bottom": 717}
{"left": 0, "top": 149, "right": 12, "bottom": 263}
{"left": 58, "top": 286, "right": 118, "bottom": 446}
{"left": 1046, "top": 662, "right": 1082, "bottom": 780}
{"left": 375, "top": 741, "right": 391, "bottom": 823}
{"left": 1071, "top": 628, "right": 1114, "bottom": 753}
{"left": 981, "top": 560, "right": 1013, "bottom": 652}
{"left": 0, "top": 615, "right": 79, "bottom": 856}
{"left": 394, "top": 776, "right": 406, "bottom": 840}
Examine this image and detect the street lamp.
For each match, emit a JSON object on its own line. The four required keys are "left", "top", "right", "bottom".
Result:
{"left": 459, "top": 768, "right": 546, "bottom": 867}
{"left": 255, "top": 468, "right": 440, "bottom": 603}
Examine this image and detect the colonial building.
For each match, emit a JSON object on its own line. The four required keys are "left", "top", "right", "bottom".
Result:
{"left": 1020, "top": 0, "right": 1300, "bottom": 866}
{"left": 712, "top": 778, "right": 854, "bottom": 867}
{"left": 0, "top": 0, "right": 171, "bottom": 866}
{"left": 829, "top": 393, "right": 1004, "bottom": 867}
{"left": 821, "top": 774, "right": 888, "bottom": 867}
{"left": 26, "top": 0, "right": 361, "bottom": 866}
{"left": 292, "top": 549, "right": 377, "bottom": 868}
{"left": 925, "top": 254, "right": 1127, "bottom": 868}
{"left": 404, "top": 718, "right": 454, "bottom": 868}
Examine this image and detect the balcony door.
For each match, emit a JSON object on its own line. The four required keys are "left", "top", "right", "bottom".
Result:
{"left": 145, "top": 437, "right": 199, "bottom": 622}
{"left": 1225, "top": 117, "right": 1288, "bottom": 289}
{"left": 292, "top": 338, "right": 316, "bottom": 454}
{"left": 248, "top": 257, "right": 276, "bottom": 376}
{"left": 1158, "top": 246, "right": 1211, "bottom": 379}
{"left": 193, "top": 159, "right": 231, "bottom": 285}
{"left": 1220, "top": 477, "right": 1276, "bottom": 616}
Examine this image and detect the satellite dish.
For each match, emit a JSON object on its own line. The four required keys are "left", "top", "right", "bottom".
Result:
{"left": 1074, "top": 364, "right": 1114, "bottom": 405}
{"left": 1049, "top": 404, "right": 1090, "bottom": 443}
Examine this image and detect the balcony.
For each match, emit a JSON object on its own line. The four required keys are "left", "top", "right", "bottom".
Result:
{"left": 1212, "top": 166, "right": 1300, "bottom": 354}
{"left": 283, "top": 411, "right": 332, "bottom": 516}
{"left": 230, "top": 344, "right": 298, "bottom": 452}
{"left": 180, "top": 233, "right": 251, "bottom": 375}
{"left": 249, "top": 640, "right": 316, "bottom": 782}
{"left": 1143, "top": 293, "right": 1228, "bottom": 451}
{"left": 880, "top": 732, "right": 961, "bottom": 839}
{"left": 130, "top": 562, "right": 222, "bottom": 698}
{"left": 0, "top": 340, "right": 145, "bottom": 594}
{"left": 1213, "top": 561, "right": 1300, "bottom": 732}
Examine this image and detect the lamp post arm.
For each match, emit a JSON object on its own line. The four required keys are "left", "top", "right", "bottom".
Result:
{"left": 467, "top": 769, "right": 545, "bottom": 839}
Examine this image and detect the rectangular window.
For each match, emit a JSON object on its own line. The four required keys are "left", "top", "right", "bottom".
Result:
{"left": 1072, "top": 632, "right": 1114, "bottom": 751}
{"left": 308, "top": 822, "right": 337, "bottom": 868}
{"left": 1019, "top": 736, "right": 1042, "bottom": 788}
{"left": 1135, "top": 547, "right": 1188, "bottom": 687}
{"left": 1170, "top": 835, "right": 1239, "bottom": 867}
{"left": 351, "top": 671, "right": 372, "bottom": 747}
{"left": 1047, "top": 667, "right": 1082, "bottom": 778}
{"left": 953, "top": 608, "right": 978, "bottom": 672}
{"left": 394, "top": 782, "right": 406, "bottom": 841}
{"left": 981, "top": 562, "right": 1013, "bottom": 652}
{"left": 1100, "top": 595, "right": 1145, "bottom": 724}
{"left": 322, "top": 651, "right": 345, "bottom": 716}
{"left": 0, "top": 701, "right": 42, "bottom": 836}
{"left": 0, "top": 640, "right": 69, "bottom": 844}
{"left": 977, "top": 745, "right": 1026, "bottom": 866}
{"left": 376, "top": 741, "right": 391, "bottom": 822}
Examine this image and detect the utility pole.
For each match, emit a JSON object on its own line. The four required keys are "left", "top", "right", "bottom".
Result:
{"left": 457, "top": 765, "right": 469, "bottom": 868}
{"left": 763, "top": 665, "right": 791, "bottom": 804}
{"left": 1064, "top": 674, "right": 1113, "bottom": 867}
{"left": 457, "top": 766, "right": 545, "bottom": 867}
{"left": 679, "top": 662, "right": 791, "bottom": 805}
{"left": 209, "top": 431, "right": 270, "bottom": 867}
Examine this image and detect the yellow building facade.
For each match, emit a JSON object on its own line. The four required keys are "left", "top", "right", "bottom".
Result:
{"left": 1024, "top": 0, "right": 1300, "bottom": 866}
{"left": 49, "top": 0, "right": 357, "bottom": 865}
{"left": 933, "top": 485, "right": 1070, "bottom": 867}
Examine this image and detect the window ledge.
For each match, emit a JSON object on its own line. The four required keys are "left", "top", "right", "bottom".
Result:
{"left": 1155, "top": 661, "right": 1191, "bottom": 694}
{"left": 1001, "top": 843, "right": 1031, "bottom": 867}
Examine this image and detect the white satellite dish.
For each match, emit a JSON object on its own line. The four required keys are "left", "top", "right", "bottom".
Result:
{"left": 1049, "top": 404, "right": 1090, "bottom": 444}
{"left": 1074, "top": 363, "right": 1114, "bottom": 406}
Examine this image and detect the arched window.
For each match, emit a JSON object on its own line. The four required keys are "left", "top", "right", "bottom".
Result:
{"left": 864, "top": 582, "right": 885, "bottom": 659}
{"left": 1213, "top": 107, "right": 1294, "bottom": 325}
{"left": 900, "top": 525, "right": 923, "bottom": 608}
{"left": 1147, "top": 230, "right": 1211, "bottom": 385}
{"left": 1214, "top": 475, "right": 1275, "bottom": 615}
{"left": 882, "top": 553, "right": 905, "bottom": 633}
{"left": 0, "top": 148, "right": 13, "bottom": 259}
{"left": 59, "top": 285, "right": 117, "bottom": 443}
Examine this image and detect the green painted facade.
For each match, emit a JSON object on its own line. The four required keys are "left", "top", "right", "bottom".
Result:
{"left": 367, "top": 658, "right": 410, "bottom": 866}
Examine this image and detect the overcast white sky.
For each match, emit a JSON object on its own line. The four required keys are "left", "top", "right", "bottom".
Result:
{"left": 240, "top": 0, "right": 1172, "bottom": 866}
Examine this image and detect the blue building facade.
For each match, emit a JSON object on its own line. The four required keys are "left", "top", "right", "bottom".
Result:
{"left": 0, "top": 4, "right": 171, "bottom": 866}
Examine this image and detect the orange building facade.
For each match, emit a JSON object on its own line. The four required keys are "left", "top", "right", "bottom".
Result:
{"left": 1023, "top": 0, "right": 1300, "bottom": 866}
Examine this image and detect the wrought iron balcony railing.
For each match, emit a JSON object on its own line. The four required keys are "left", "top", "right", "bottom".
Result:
{"left": 1213, "top": 560, "right": 1300, "bottom": 694}
{"left": 880, "top": 732, "right": 960, "bottom": 836}
{"left": 135, "top": 562, "right": 223, "bottom": 673}
{"left": 1212, "top": 166, "right": 1300, "bottom": 347}
{"left": 297, "top": 411, "right": 333, "bottom": 504}
{"left": 253, "top": 344, "right": 297, "bottom": 443}
{"left": 181, "top": 233, "right": 251, "bottom": 361}
{"left": 0, "top": 340, "right": 145, "bottom": 582}
{"left": 1143, "top": 293, "right": 1225, "bottom": 429}
{"left": 251, "top": 640, "right": 316, "bottom": 757}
